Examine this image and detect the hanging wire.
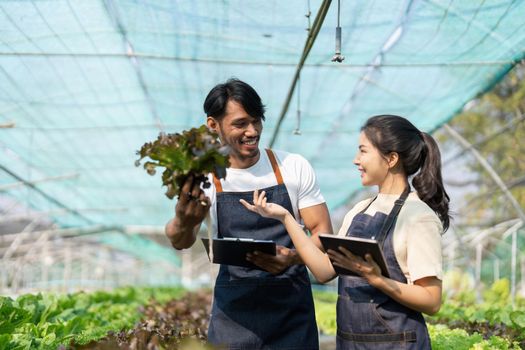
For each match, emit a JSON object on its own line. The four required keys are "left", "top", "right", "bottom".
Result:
{"left": 103, "top": 0, "right": 165, "bottom": 132}
{"left": 0, "top": 165, "right": 95, "bottom": 225}
{"left": 332, "top": 0, "right": 345, "bottom": 62}
{"left": 305, "top": 0, "right": 312, "bottom": 32}
{"left": 268, "top": 0, "right": 332, "bottom": 148}
{"left": 337, "top": 0, "right": 340, "bottom": 27}
{"left": 293, "top": 0, "right": 311, "bottom": 135}
{"left": 294, "top": 74, "right": 302, "bottom": 135}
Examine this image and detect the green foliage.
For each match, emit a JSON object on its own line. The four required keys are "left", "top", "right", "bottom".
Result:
{"left": 0, "top": 286, "right": 185, "bottom": 349}
{"left": 483, "top": 279, "right": 510, "bottom": 306}
{"left": 430, "top": 300, "right": 525, "bottom": 340}
{"left": 438, "top": 63, "right": 525, "bottom": 224}
{"left": 428, "top": 324, "right": 521, "bottom": 350}
{"left": 313, "top": 290, "right": 337, "bottom": 335}
{"left": 442, "top": 269, "right": 477, "bottom": 304}
{"left": 312, "top": 289, "right": 338, "bottom": 303}
{"left": 429, "top": 279, "right": 525, "bottom": 347}
{"left": 0, "top": 297, "right": 31, "bottom": 335}
{"left": 5, "top": 286, "right": 524, "bottom": 349}
{"left": 135, "top": 125, "right": 230, "bottom": 199}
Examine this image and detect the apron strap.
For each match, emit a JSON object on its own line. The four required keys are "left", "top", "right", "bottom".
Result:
{"left": 213, "top": 174, "right": 223, "bottom": 193}
{"left": 372, "top": 186, "right": 410, "bottom": 243}
{"left": 212, "top": 149, "right": 283, "bottom": 193}
{"left": 359, "top": 196, "right": 377, "bottom": 214}
{"left": 265, "top": 149, "right": 284, "bottom": 185}
{"left": 337, "top": 329, "right": 417, "bottom": 343}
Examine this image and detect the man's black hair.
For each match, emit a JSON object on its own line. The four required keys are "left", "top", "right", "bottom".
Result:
{"left": 203, "top": 78, "right": 266, "bottom": 121}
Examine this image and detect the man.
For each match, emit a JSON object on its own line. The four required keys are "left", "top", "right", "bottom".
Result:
{"left": 165, "top": 78, "right": 332, "bottom": 349}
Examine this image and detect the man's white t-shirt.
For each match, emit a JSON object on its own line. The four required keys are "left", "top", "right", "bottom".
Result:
{"left": 203, "top": 149, "right": 325, "bottom": 236}
{"left": 337, "top": 192, "right": 443, "bottom": 284}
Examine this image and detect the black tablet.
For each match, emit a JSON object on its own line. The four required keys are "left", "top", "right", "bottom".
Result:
{"left": 201, "top": 237, "right": 276, "bottom": 269}
{"left": 318, "top": 234, "right": 390, "bottom": 278}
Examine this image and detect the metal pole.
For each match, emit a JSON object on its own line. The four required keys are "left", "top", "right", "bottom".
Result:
{"left": 0, "top": 172, "right": 79, "bottom": 191}
{"left": 42, "top": 233, "right": 49, "bottom": 290}
{"left": 476, "top": 243, "right": 482, "bottom": 302}
{"left": 511, "top": 230, "right": 517, "bottom": 305}
{"left": 521, "top": 253, "right": 525, "bottom": 296}
{"left": 81, "top": 245, "right": 88, "bottom": 288}
{"left": 63, "top": 243, "right": 72, "bottom": 293}
{"left": 182, "top": 248, "right": 192, "bottom": 288}
{"left": 494, "top": 258, "right": 500, "bottom": 282}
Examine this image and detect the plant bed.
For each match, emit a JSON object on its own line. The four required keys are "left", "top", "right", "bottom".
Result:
{"left": 427, "top": 302, "right": 525, "bottom": 349}
{"left": 73, "top": 289, "right": 212, "bottom": 350}
{"left": 0, "top": 287, "right": 185, "bottom": 349}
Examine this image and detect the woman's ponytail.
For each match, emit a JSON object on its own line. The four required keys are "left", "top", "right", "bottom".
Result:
{"left": 412, "top": 132, "right": 450, "bottom": 231}
{"left": 363, "top": 115, "right": 451, "bottom": 232}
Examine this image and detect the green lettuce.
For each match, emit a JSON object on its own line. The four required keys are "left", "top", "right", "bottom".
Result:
{"left": 135, "top": 125, "right": 230, "bottom": 199}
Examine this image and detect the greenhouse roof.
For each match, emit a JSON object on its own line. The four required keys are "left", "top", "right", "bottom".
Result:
{"left": 1, "top": 0, "right": 525, "bottom": 233}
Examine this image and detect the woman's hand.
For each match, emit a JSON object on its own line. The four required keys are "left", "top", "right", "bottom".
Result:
{"left": 327, "top": 247, "right": 383, "bottom": 284}
{"left": 240, "top": 189, "right": 290, "bottom": 222}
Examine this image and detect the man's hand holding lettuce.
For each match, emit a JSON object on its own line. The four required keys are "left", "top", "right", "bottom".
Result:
{"left": 136, "top": 125, "right": 230, "bottom": 249}
{"left": 135, "top": 125, "right": 230, "bottom": 199}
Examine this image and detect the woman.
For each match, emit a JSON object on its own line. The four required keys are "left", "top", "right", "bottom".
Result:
{"left": 241, "top": 115, "right": 450, "bottom": 349}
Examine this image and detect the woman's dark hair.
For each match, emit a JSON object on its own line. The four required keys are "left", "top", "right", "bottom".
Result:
{"left": 362, "top": 115, "right": 450, "bottom": 231}
{"left": 203, "top": 78, "right": 266, "bottom": 121}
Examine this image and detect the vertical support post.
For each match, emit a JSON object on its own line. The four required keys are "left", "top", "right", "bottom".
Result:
{"left": 444, "top": 124, "right": 525, "bottom": 303}
{"left": 521, "top": 254, "right": 525, "bottom": 296}
{"left": 511, "top": 230, "right": 517, "bottom": 306}
{"left": 494, "top": 258, "right": 500, "bottom": 282}
{"left": 182, "top": 248, "right": 192, "bottom": 287}
{"left": 42, "top": 233, "right": 49, "bottom": 290}
{"left": 80, "top": 245, "right": 88, "bottom": 289}
{"left": 448, "top": 241, "right": 456, "bottom": 271}
{"left": 476, "top": 243, "right": 483, "bottom": 301}
{"left": 64, "top": 243, "right": 72, "bottom": 293}
{"left": 1, "top": 259, "right": 7, "bottom": 292}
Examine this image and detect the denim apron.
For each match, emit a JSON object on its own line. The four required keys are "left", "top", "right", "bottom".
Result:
{"left": 336, "top": 188, "right": 431, "bottom": 350}
{"left": 207, "top": 149, "right": 319, "bottom": 350}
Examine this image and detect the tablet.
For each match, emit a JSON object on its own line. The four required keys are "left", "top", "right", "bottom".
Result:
{"left": 201, "top": 237, "right": 276, "bottom": 269}
{"left": 318, "top": 234, "right": 390, "bottom": 278}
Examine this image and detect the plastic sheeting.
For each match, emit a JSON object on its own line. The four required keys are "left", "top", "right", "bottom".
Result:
{"left": 1, "top": 0, "right": 525, "bottom": 232}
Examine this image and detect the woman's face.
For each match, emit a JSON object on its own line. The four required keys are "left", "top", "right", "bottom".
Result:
{"left": 353, "top": 132, "right": 389, "bottom": 187}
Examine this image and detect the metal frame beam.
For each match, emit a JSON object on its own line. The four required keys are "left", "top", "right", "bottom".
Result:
{"left": 444, "top": 123, "right": 525, "bottom": 304}
{"left": 0, "top": 172, "right": 79, "bottom": 191}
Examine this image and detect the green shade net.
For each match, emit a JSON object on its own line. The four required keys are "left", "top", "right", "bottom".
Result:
{"left": 1, "top": 0, "right": 524, "bottom": 237}
{"left": 99, "top": 232, "right": 181, "bottom": 266}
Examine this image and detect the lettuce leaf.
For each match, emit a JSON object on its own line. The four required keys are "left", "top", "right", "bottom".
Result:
{"left": 136, "top": 125, "right": 230, "bottom": 199}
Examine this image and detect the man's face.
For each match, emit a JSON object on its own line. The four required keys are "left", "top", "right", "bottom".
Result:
{"left": 207, "top": 99, "right": 263, "bottom": 167}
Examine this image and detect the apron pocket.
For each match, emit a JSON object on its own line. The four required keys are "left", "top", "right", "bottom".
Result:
{"left": 338, "top": 285, "right": 391, "bottom": 334}
{"left": 344, "top": 284, "right": 389, "bottom": 303}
